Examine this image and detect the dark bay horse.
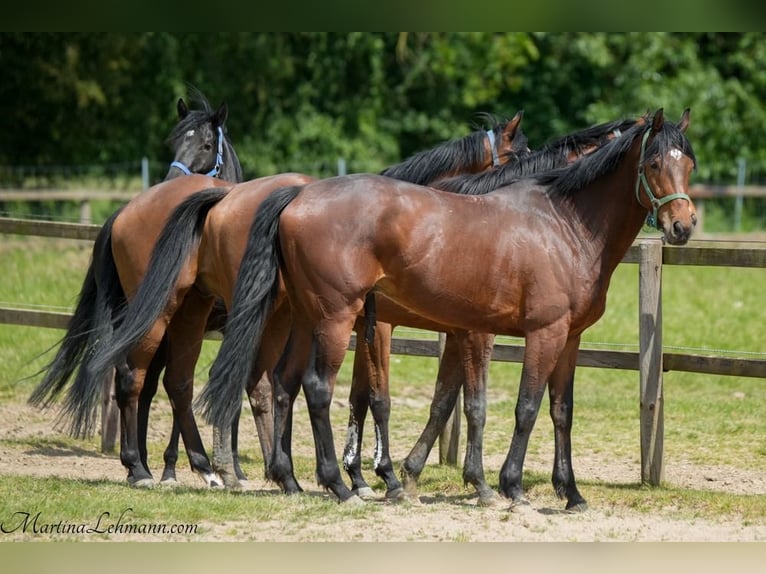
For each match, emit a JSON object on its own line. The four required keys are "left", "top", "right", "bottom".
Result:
{"left": 64, "top": 113, "right": 528, "bottom": 488}
{"left": 99, "top": 113, "right": 637, "bottom": 502}
{"left": 29, "top": 89, "right": 243, "bottom": 488}
{"left": 199, "top": 108, "right": 696, "bottom": 509}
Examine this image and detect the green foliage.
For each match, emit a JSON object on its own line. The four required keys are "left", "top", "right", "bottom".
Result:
{"left": 4, "top": 33, "right": 766, "bottom": 190}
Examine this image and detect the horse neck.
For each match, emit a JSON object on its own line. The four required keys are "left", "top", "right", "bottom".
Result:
{"left": 561, "top": 144, "right": 649, "bottom": 276}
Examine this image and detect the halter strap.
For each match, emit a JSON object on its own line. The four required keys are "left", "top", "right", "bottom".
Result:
{"left": 634, "top": 128, "right": 691, "bottom": 229}
{"left": 486, "top": 129, "right": 501, "bottom": 167}
{"left": 169, "top": 126, "right": 225, "bottom": 178}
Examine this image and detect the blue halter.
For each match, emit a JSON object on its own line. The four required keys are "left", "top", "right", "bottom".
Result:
{"left": 635, "top": 128, "right": 692, "bottom": 229}
{"left": 485, "top": 129, "right": 501, "bottom": 167}
{"left": 170, "top": 126, "right": 225, "bottom": 177}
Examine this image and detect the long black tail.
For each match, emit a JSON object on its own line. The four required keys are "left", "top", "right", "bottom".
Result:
{"left": 28, "top": 210, "right": 124, "bottom": 428}
{"left": 196, "top": 185, "right": 303, "bottom": 430}
{"left": 84, "top": 187, "right": 229, "bottom": 402}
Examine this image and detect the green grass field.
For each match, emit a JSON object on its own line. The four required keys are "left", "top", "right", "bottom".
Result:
{"left": 0, "top": 234, "right": 764, "bottom": 540}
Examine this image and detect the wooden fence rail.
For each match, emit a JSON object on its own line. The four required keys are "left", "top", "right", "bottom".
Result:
{"left": 2, "top": 216, "right": 765, "bottom": 485}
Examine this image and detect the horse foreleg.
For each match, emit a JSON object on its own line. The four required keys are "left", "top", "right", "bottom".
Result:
{"left": 549, "top": 335, "right": 587, "bottom": 512}
{"left": 400, "top": 331, "right": 464, "bottom": 500}
{"left": 499, "top": 323, "right": 569, "bottom": 507}
{"left": 458, "top": 332, "right": 500, "bottom": 507}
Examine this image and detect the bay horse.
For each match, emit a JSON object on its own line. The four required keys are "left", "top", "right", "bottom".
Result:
{"left": 29, "top": 88, "right": 243, "bottom": 488}
{"left": 343, "top": 116, "right": 639, "bottom": 503}
{"left": 57, "top": 113, "right": 528, "bottom": 488}
{"left": 99, "top": 113, "right": 639, "bottom": 503}
{"left": 198, "top": 108, "right": 696, "bottom": 509}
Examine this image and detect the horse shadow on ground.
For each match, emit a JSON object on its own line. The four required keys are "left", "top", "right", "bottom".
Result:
{"left": 21, "top": 439, "right": 110, "bottom": 459}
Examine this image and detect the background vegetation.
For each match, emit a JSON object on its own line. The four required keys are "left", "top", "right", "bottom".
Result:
{"left": 2, "top": 33, "right": 766, "bottom": 184}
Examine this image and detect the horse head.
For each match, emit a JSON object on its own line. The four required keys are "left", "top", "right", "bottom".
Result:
{"left": 635, "top": 108, "right": 697, "bottom": 245}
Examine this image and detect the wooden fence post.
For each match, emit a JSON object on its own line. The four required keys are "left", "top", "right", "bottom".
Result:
{"left": 78, "top": 200, "right": 92, "bottom": 224}
{"left": 101, "top": 373, "right": 120, "bottom": 453}
{"left": 638, "top": 239, "right": 664, "bottom": 485}
{"left": 438, "top": 332, "right": 461, "bottom": 465}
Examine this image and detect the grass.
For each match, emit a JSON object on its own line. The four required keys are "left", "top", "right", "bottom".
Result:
{"left": 0, "top": 234, "right": 765, "bottom": 540}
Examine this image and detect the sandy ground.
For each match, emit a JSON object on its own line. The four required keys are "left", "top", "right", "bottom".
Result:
{"left": 1, "top": 394, "right": 764, "bottom": 543}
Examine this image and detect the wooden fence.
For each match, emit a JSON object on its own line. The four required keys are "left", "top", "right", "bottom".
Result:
{"left": 1, "top": 216, "right": 765, "bottom": 487}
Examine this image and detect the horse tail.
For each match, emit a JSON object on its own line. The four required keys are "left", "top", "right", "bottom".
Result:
{"left": 83, "top": 187, "right": 229, "bottom": 403}
{"left": 196, "top": 184, "right": 303, "bottom": 430}
{"left": 28, "top": 210, "right": 123, "bottom": 422}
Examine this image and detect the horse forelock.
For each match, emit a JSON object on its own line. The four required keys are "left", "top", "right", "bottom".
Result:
{"left": 646, "top": 120, "right": 697, "bottom": 170}
{"left": 539, "top": 117, "right": 695, "bottom": 198}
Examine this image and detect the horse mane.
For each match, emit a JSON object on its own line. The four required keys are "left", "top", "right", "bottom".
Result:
{"left": 539, "top": 114, "right": 696, "bottom": 198}
{"left": 380, "top": 114, "right": 528, "bottom": 186}
{"left": 434, "top": 116, "right": 642, "bottom": 196}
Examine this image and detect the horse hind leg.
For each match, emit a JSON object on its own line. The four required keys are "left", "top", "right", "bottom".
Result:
{"left": 163, "top": 293, "right": 222, "bottom": 488}
{"left": 300, "top": 321, "right": 361, "bottom": 504}
{"left": 342, "top": 318, "right": 378, "bottom": 499}
{"left": 358, "top": 321, "right": 404, "bottom": 501}
{"left": 548, "top": 335, "right": 587, "bottom": 512}
{"left": 114, "top": 361, "right": 154, "bottom": 488}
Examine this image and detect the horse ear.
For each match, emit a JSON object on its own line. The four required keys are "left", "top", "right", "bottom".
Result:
{"left": 177, "top": 98, "right": 189, "bottom": 119}
{"left": 651, "top": 108, "right": 665, "bottom": 132}
{"left": 214, "top": 102, "right": 228, "bottom": 128}
{"left": 505, "top": 110, "right": 524, "bottom": 137}
{"left": 678, "top": 108, "right": 691, "bottom": 133}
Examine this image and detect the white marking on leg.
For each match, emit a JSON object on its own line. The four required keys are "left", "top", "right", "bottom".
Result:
{"left": 373, "top": 424, "right": 383, "bottom": 470}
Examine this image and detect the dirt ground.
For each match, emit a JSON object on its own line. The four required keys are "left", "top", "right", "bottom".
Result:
{"left": 1, "top": 395, "right": 764, "bottom": 543}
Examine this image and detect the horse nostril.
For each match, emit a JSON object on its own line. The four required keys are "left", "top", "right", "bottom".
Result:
{"left": 691, "top": 213, "right": 698, "bottom": 227}
{"left": 673, "top": 221, "right": 685, "bottom": 236}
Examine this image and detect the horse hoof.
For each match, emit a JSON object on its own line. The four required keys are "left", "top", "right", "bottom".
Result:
{"left": 236, "top": 479, "right": 251, "bottom": 491}
{"left": 384, "top": 487, "right": 409, "bottom": 503}
{"left": 353, "top": 486, "right": 378, "bottom": 501}
{"left": 128, "top": 477, "right": 155, "bottom": 489}
{"left": 477, "top": 492, "right": 504, "bottom": 508}
{"left": 159, "top": 478, "right": 180, "bottom": 488}
{"left": 508, "top": 499, "right": 533, "bottom": 514}
{"left": 565, "top": 501, "right": 589, "bottom": 513}
{"left": 341, "top": 494, "right": 365, "bottom": 507}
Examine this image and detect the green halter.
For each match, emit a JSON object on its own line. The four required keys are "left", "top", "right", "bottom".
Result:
{"left": 634, "top": 128, "right": 692, "bottom": 229}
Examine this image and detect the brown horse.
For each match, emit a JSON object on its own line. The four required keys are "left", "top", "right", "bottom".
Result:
{"left": 68, "top": 113, "right": 528, "bottom": 487}
{"left": 29, "top": 89, "right": 243, "bottom": 488}
{"left": 199, "top": 108, "right": 696, "bottom": 509}
{"left": 95, "top": 113, "right": 637, "bottom": 501}
{"left": 343, "top": 116, "right": 639, "bottom": 503}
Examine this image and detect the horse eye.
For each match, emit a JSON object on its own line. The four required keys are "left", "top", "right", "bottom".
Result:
{"left": 204, "top": 143, "right": 213, "bottom": 152}
{"left": 650, "top": 161, "right": 659, "bottom": 170}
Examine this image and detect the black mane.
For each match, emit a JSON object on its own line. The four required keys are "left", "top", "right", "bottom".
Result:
{"left": 434, "top": 116, "right": 640, "bottom": 196}
{"left": 540, "top": 115, "right": 696, "bottom": 197}
{"left": 380, "top": 115, "right": 528, "bottom": 186}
